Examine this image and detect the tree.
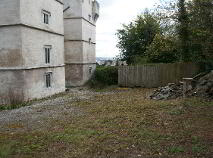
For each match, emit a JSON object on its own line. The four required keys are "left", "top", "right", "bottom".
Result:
{"left": 116, "top": 0, "right": 213, "bottom": 65}
{"left": 116, "top": 11, "right": 161, "bottom": 64}
{"left": 154, "top": 0, "right": 178, "bottom": 36}
{"left": 145, "top": 34, "right": 179, "bottom": 63}
{"left": 177, "top": 0, "right": 190, "bottom": 61}
{"left": 188, "top": 0, "right": 213, "bottom": 62}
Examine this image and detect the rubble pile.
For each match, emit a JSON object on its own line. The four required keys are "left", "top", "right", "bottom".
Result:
{"left": 150, "top": 83, "right": 183, "bottom": 100}
{"left": 191, "top": 71, "right": 213, "bottom": 98}
{"left": 150, "top": 70, "right": 213, "bottom": 100}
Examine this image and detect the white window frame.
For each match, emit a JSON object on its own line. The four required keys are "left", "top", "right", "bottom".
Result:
{"left": 45, "top": 72, "right": 52, "bottom": 88}
{"left": 42, "top": 10, "right": 51, "bottom": 25}
{"left": 44, "top": 45, "right": 52, "bottom": 64}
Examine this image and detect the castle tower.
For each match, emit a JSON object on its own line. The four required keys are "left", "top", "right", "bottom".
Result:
{"left": 64, "top": 0, "right": 99, "bottom": 87}
{"left": 0, "top": 0, "right": 65, "bottom": 104}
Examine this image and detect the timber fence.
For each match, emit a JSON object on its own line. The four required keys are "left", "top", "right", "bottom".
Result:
{"left": 118, "top": 63, "right": 200, "bottom": 88}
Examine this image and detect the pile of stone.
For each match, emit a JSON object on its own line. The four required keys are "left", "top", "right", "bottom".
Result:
{"left": 191, "top": 71, "right": 213, "bottom": 98}
{"left": 150, "top": 70, "right": 213, "bottom": 100}
{"left": 150, "top": 83, "right": 183, "bottom": 100}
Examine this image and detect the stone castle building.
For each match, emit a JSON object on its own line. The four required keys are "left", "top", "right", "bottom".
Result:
{"left": 64, "top": 0, "right": 99, "bottom": 87}
{"left": 0, "top": 0, "right": 99, "bottom": 104}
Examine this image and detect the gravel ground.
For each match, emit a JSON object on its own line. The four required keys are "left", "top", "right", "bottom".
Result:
{"left": 0, "top": 87, "right": 100, "bottom": 133}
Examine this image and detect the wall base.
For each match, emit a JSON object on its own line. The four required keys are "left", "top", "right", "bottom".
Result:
{"left": 0, "top": 67, "right": 65, "bottom": 105}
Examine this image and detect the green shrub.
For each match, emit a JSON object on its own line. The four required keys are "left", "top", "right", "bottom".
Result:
{"left": 89, "top": 66, "right": 118, "bottom": 88}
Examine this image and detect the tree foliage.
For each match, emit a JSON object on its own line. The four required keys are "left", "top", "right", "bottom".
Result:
{"left": 116, "top": 0, "right": 213, "bottom": 64}
{"left": 145, "top": 34, "right": 179, "bottom": 63}
{"left": 116, "top": 11, "right": 161, "bottom": 64}
{"left": 188, "top": 0, "right": 213, "bottom": 62}
{"left": 177, "top": 0, "right": 190, "bottom": 61}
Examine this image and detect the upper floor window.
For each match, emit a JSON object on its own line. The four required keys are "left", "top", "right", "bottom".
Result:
{"left": 44, "top": 45, "right": 52, "bottom": 64}
{"left": 42, "top": 10, "right": 51, "bottom": 24}
{"left": 88, "top": 14, "right": 91, "bottom": 21}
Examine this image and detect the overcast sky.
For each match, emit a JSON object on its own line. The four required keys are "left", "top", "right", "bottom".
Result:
{"left": 96, "top": 0, "right": 160, "bottom": 58}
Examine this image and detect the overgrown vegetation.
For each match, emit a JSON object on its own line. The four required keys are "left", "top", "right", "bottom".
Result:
{"left": 116, "top": 0, "right": 213, "bottom": 65}
{"left": 0, "top": 88, "right": 212, "bottom": 157}
{"left": 0, "top": 102, "right": 29, "bottom": 111}
{"left": 89, "top": 66, "right": 118, "bottom": 88}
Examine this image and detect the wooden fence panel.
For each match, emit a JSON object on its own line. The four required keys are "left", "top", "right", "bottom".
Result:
{"left": 118, "top": 63, "right": 200, "bottom": 88}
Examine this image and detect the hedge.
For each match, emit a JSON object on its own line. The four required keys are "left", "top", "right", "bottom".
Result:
{"left": 89, "top": 66, "right": 118, "bottom": 87}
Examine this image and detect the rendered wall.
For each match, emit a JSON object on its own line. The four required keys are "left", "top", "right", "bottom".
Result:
{"left": 0, "top": 0, "right": 20, "bottom": 25}
{"left": 23, "top": 67, "right": 65, "bottom": 100}
{"left": 0, "top": 27, "right": 22, "bottom": 68}
{"left": 65, "top": 64, "right": 96, "bottom": 87}
{"left": 0, "top": 67, "right": 65, "bottom": 105}
{"left": 20, "top": 0, "right": 64, "bottom": 35}
{"left": 21, "top": 27, "right": 65, "bottom": 68}
{"left": 0, "top": 0, "right": 65, "bottom": 104}
{"left": 64, "top": 0, "right": 98, "bottom": 87}
{"left": 0, "top": 70, "right": 25, "bottom": 105}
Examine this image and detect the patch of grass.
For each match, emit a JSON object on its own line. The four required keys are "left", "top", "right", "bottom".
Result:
{"left": 191, "top": 136, "right": 200, "bottom": 144}
{"left": 92, "top": 85, "right": 119, "bottom": 92}
{"left": 169, "top": 108, "right": 184, "bottom": 115}
{"left": 168, "top": 146, "right": 185, "bottom": 153}
{"left": 190, "top": 136, "right": 207, "bottom": 154}
{"left": 52, "top": 128, "right": 100, "bottom": 144}
{"left": 192, "top": 144, "right": 206, "bottom": 153}
{"left": 0, "top": 142, "right": 16, "bottom": 158}
{"left": 182, "top": 97, "right": 213, "bottom": 107}
{"left": 0, "top": 88, "right": 212, "bottom": 157}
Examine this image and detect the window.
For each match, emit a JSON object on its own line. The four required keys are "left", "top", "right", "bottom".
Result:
{"left": 89, "top": 67, "right": 92, "bottom": 74}
{"left": 45, "top": 72, "right": 52, "bottom": 88}
{"left": 44, "top": 45, "right": 51, "bottom": 64}
{"left": 88, "top": 14, "right": 91, "bottom": 21}
{"left": 42, "top": 10, "right": 51, "bottom": 24}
